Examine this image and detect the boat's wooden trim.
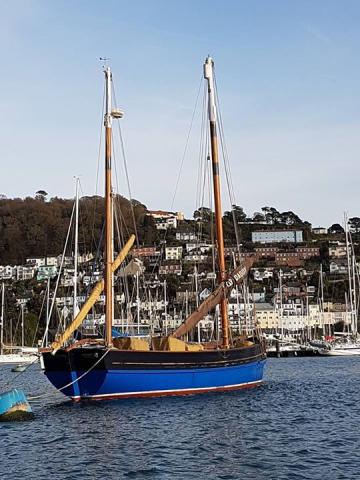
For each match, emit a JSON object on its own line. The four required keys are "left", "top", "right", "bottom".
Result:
{"left": 70, "top": 379, "right": 264, "bottom": 402}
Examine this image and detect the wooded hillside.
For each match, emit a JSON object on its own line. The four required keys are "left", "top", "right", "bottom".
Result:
{"left": 0, "top": 195, "right": 158, "bottom": 265}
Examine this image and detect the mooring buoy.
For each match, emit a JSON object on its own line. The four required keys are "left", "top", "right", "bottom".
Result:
{"left": 0, "top": 389, "right": 33, "bottom": 422}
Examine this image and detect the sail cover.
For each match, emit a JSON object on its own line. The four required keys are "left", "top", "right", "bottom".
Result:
{"left": 172, "top": 258, "right": 254, "bottom": 338}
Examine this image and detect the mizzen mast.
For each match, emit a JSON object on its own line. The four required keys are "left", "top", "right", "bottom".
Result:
{"left": 204, "top": 56, "right": 230, "bottom": 349}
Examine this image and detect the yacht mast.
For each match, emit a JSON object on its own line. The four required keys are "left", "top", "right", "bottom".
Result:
{"left": 163, "top": 279, "right": 167, "bottom": 336}
{"left": 0, "top": 283, "right": 4, "bottom": 355}
{"left": 344, "top": 213, "right": 355, "bottom": 335}
{"left": 73, "top": 177, "right": 79, "bottom": 319}
{"left": 204, "top": 56, "right": 229, "bottom": 349}
{"left": 104, "top": 66, "right": 114, "bottom": 347}
{"left": 320, "top": 263, "right": 325, "bottom": 335}
{"left": 21, "top": 303, "right": 25, "bottom": 348}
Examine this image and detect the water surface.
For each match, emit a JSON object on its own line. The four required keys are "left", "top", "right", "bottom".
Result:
{"left": 1, "top": 358, "right": 359, "bottom": 479}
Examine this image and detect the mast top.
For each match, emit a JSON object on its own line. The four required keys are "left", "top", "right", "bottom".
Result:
{"left": 103, "top": 66, "right": 124, "bottom": 124}
{"left": 203, "top": 56, "right": 216, "bottom": 123}
{"left": 203, "top": 56, "right": 214, "bottom": 79}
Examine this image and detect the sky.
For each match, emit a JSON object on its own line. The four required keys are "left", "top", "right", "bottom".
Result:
{"left": 1, "top": 0, "right": 360, "bottom": 227}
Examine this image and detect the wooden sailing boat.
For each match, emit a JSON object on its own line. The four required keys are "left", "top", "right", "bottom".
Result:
{"left": 40, "top": 58, "right": 266, "bottom": 401}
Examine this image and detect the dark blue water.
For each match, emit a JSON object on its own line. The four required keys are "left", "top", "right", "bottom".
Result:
{"left": 1, "top": 358, "right": 359, "bottom": 479}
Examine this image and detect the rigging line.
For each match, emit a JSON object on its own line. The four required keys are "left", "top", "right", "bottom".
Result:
{"left": 42, "top": 203, "right": 76, "bottom": 345}
{"left": 114, "top": 203, "right": 131, "bottom": 307}
{"left": 214, "top": 74, "right": 242, "bottom": 255}
{"left": 90, "top": 82, "right": 106, "bottom": 254}
{"left": 195, "top": 85, "right": 208, "bottom": 247}
{"left": 111, "top": 83, "right": 140, "bottom": 248}
{"left": 171, "top": 75, "right": 203, "bottom": 212}
{"left": 118, "top": 123, "right": 140, "bottom": 248}
{"left": 111, "top": 131, "right": 130, "bottom": 241}
{"left": 0, "top": 357, "right": 39, "bottom": 391}
{"left": 13, "top": 309, "right": 21, "bottom": 345}
{"left": 78, "top": 179, "right": 92, "bottom": 257}
{"left": 195, "top": 82, "right": 207, "bottom": 245}
{"left": 195, "top": 82, "right": 208, "bottom": 215}
{"left": 208, "top": 152, "right": 216, "bottom": 282}
{"left": 149, "top": 76, "right": 203, "bottom": 278}
{"left": 214, "top": 74, "right": 237, "bottom": 213}
{"left": 31, "top": 283, "right": 48, "bottom": 347}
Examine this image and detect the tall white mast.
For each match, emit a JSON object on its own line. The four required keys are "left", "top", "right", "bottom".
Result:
{"left": 136, "top": 271, "right": 140, "bottom": 334}
{"left": 21, "top": 303, "right": 25, "bottom": 348}
{"left": 73, "top": 177, "right": 79, "bottom": 319}
{"left": 279, "top": 269, "right": 283, "bottom": 339}
{"left": 344, "top": 213, "right": 355, "bottom": 334}
{"left": 163, "top": 279, "right": 167, "bottom": 336}
{"left": 45, "top": 277, "right": 50, "bottom": 346}
{"left": 320, "top": 263, "right": 325, "bottom": 336}
{"left": 0, "top": 283, "right": 4, "bottom": 355}
{"left": 352, "top": 255, "right": 358, "bottom": 334}
{"left": 194, "top": 265, "right": 200, "bottom": 342}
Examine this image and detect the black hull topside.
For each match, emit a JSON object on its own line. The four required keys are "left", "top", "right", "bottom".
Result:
{"left": 43, "top": 342, "right": 266, "bottom": 372}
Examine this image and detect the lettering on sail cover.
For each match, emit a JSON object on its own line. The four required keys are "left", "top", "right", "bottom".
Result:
{"left": 225, "top": 266, "right": 247, "bottom": 288}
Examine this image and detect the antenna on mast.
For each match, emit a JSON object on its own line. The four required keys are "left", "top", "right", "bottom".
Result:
{"left": 99, "top": 57, "right": 110, "bottom": 68}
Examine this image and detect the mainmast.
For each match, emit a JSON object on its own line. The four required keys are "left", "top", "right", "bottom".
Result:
{"left": 204, "top": 56, "right": 230, "bottom": 349}
{"left": 103, "top": 65, "right": 124, "bottom": 347}
{"left": 104, "top": 66, "right": 114, "bottom": 347}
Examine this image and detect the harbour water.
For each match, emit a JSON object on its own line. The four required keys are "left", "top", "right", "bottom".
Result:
{"left": 1, "top": 358, "right": 359, "bottom": 479}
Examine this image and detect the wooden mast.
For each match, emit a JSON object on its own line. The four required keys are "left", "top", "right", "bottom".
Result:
{"left": 104, "top": 66, "right": 113, "bottom": 347}
{"left": 204, "top": 56, "right": 230, "bottom": 349}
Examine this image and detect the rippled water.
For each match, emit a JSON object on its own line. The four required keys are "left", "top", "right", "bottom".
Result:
{"left": 1, "top": 358, "right": 360, "bottom": 479}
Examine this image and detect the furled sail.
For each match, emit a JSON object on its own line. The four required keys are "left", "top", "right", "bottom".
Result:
{"left": 51, "top": 234, "right": 135, "bottom": 353}
{"left": 171, "top": 257, "right": 254, "bottom": 339}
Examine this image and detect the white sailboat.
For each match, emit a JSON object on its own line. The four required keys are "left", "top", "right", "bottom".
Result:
{"left": 0, "top": 284, "right": 38, "bottom": 364}
{"left": 320, "top": 215, "right": 360, "bottom": 356}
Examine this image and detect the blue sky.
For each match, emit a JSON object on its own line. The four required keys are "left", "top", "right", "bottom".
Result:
{"left": 1, "top": 0, "right": 360, "bottom": 226}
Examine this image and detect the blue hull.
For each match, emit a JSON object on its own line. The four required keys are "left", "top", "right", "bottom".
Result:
{"left": 45, "top": 358, "right": 266, "bottom": 401}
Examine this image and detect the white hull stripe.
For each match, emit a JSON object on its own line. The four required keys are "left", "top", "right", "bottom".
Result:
{"left": 71, "top": 380, "right": 263, "bottom": 400}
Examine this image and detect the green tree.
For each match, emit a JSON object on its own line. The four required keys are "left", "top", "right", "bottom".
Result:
{"left": 252, "top": 212, "right": 265, "bottom": 222}
{"left": 193, "top": 207, "right": 212, "bottom": 223}
{"left": 348, "top": 217, "right": 360, "bottom": 233}
{"left": 328, "top": 223, "right": 344, "bottom": 234}
{"left": 35, "top": 190, "right": 48, "bottom": 202}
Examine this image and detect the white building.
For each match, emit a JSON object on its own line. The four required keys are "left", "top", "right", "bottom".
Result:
{"left": 252, "top": 269, "right": 274, "bottom": 281}
{"left": 312, "top": 227, "right": 328, "bottom": 235}
{"left": 184, "top": 253, "right": 209, "bottom": 263}
{"left": 0, "top": 265, "right": 16, "bottom": 280}
{"left": 37, "top": 265, "right": 58, "bottom": 281}
{"left": 26, "top": 257, "right": 46, "bottom": 267}
{"left": 252, "top": 230, "right": 303, "bottom": 244}
{"left": 256, "top": 302, "right": 351, "bottom": 332}
{"left": 147, "top": 210, "right": 183, "bottom": 230}
{"left": 57, "top": 255, "right": 73, "bottom": 267}
{"left": 329, "top": 243, "right": 347, "bottom": 258}
{"left": 46, "top": 256, "right": 58, "bottom": 267}
{"left": 330, "top": 261, "right": 348, "bottom": 275}
{"left": 16, "top": 266, "right": 35, "bottom": 281}
{"left": 176, "top": 232, "right": 197, "bottom": 241}
{"left": 83, "top": 271, "right": 103, "bottom": 286}
{"left": 185, "top": 243, "right": 212, "bottom": 253}
{"left": 165, "top": 246, "right": 183, "bottom": 261}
